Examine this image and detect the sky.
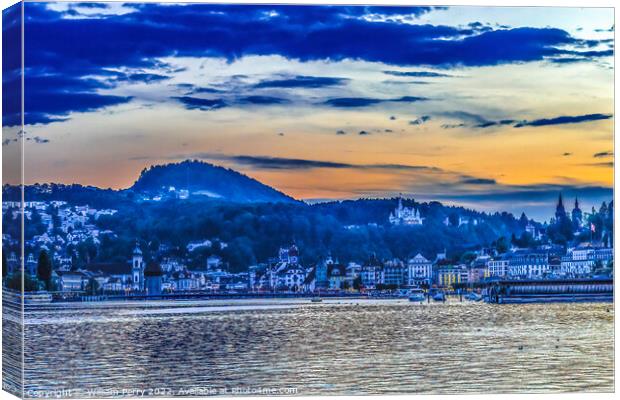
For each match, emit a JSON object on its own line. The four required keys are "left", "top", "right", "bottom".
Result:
{"left": 1, "top": 2, "right": 615, "bottom": 221}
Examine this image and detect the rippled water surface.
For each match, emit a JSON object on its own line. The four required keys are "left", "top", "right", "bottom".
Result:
{"left": 13, "top": 299, "right": 615, "bottom": 396}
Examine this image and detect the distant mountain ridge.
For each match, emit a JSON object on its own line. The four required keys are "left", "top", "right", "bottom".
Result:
{"left": 4, "top": 160, "right": 296, "bottom": 205}
{"left": 129, "top": 160, "right": 296, "bottom": 203}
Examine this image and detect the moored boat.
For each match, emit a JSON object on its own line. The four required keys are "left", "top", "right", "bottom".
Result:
{"left": 408, "top": 288, "right": 426, "bottom": 302}
{"left": 465, "top": 292, "right": 483, "bottom": 302}
{"left": 432, "top": 291, "right": 446, "bottom": 302}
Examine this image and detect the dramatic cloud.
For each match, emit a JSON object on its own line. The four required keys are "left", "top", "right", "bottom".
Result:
{"left": 474, "top": 119, "right": 516, "bottom": 128}
{"left": 580, "top": 162, "right": 614, "bottom": 168}
{"left": 439, "top": 183, "right": 612, "bottom": 203}
{"left": 172, "top": 96, "right": 227, "bottom": 111}
{"left": 237, "top": 96, "right": 289, "bottom": 105}
{"left": 4, "top": 3, "right": 611, "bottom": 126}
{"left": 254, "top": 75, "right": 348, "bottom": 89}
{"left": 440, "top": 112, "right": 612, "bottom": 130}
{"left": 434, "top": 184, "right": 613, "bottom": 220}
{"left": 409, "top": 116, "right": 431, "bottom": 125}
{"left": 189, "top": 153, "right": 443, "bottom": 172}
{"left": 383, "top": 70, "right": 452, "bottom": 77}
{"left": 323, "top": 96, "right": 427, "bottom": 108}
{"left": 514, "top": 113, "right": 612, "bottom": 127}
{"left": 460, "top": 178, "right": 497, "bottom": 185}
{"left": 114, "top": 72, "right": 170, "bottom": 84}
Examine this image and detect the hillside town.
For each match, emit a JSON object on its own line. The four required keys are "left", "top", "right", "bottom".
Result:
{"left": 1, "top": 195, "right": 614, "bottom": 297}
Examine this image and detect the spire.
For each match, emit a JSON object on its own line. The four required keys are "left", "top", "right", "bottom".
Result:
{"left": 133, "top": 241, "right": 142, "bottom": 256}
{"left": 574, "top": 197, "right": 579, "bottom": 210}
{"left": 555, "top": 193, "right": 566, "bottom": 222}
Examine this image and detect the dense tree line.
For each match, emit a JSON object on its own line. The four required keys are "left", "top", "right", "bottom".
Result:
{"left": 91, "top": 198, "right": 527, "bottom": 272}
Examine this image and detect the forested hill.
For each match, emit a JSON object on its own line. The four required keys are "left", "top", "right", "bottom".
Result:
{"left": 130, "top": 160, "right": 296, "bottom": 203}
{"left": 4, "top": 160, "right": 536, "bottom": 271}
{"left": 89, "top": 197, "right": 532, "bottom": 271}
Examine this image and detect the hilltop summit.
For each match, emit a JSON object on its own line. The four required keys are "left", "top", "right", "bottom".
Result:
{"left": 130, "top": 160, "right": 296, "bottom": 203}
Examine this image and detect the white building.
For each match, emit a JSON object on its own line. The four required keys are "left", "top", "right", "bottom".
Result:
{"left": 487, "top": 257, "right": 509, "bottom": 277}
{"left": 560, "top": 246, "right": 613, "bottom": 276}
{"left": 407, "top": 253, "right": 432, "bottom": 286}
{"left": 507, "top": 252, "right": 549, "bottom": 279}
{"left": 389, "top": 198, "right": 423, "bottom": 225}
{"left": 254, "top": 245, "right": 309, "bottom": 291}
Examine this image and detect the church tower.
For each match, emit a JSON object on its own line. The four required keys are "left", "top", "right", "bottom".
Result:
{"left": 555, "top": 193, "right": 566, "bottom": 222}
{"left": 132, "top": 242, "right": 144, "bottom": 291}
{"left": 572, "top": 197, "right": 583, "bottom": 228}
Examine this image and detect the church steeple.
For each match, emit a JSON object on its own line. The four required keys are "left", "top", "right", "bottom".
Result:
{"left": 555, "top": 193, "right": 566, "bottom": 222}
{"left": 572, "top": 197, "right": 583, "bottom": 228}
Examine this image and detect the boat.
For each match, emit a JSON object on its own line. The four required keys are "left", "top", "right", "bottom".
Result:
{"left": 311, "top": 298, "right": 323, "bottom": 303}
{"left": 408, "top": 288, "right": 426, "bottom": 302}
{"left": 465, "top": 292, "right": 483, "bottom": 302}
{"left": 432, "top": 291, "right": 446, "bottom": 302}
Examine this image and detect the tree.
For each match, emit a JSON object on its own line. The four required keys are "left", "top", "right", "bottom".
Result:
{"left": 37, "top": 250, "right": 53, "bottom": 290}
{"left": 495, "top": 236, "right": 509, "bottom": 254}
{"left": 85, "top": 277, "right": 100, "bottom": 295}
{"left": 6, "top": 271, "right": 41, "bottom": 292}
{"left": 519, "top": 212, "right": 528, "bottom": 228}
{"left": 353, "top": 276, "right": 362, "bottom": 290}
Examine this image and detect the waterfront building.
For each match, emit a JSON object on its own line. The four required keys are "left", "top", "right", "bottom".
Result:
{"left": 560, "top": 245, "right": 613, "bottom": 277}
{"left": 407, "top": 253, "right": 432, "bottom": 286}
{"left": 507, "top": 251, "right": 549, "bottom": 279}
{"left": 467, "top": 253, "right": 490, "bottom": 282}
{"left": 101, "top": 277, "right": 125, "bottom": 292}
{"left": 315, "top": 257, "right": 331, "bottom": 289}
{"left": 253, "top": 245, "right": 308, "bottom": 291}
{"left": 345, "top": 262, "right": 362, "bottom": 287}
{"left": 383, "top": 259, "right": 406, "bottom": 287}
{"left": 169, "top": 270, "right": 201, "bottom": 291}
{"left": 360, "top": 255, "right": 383, "bottom": 289}
{"left": 56, "top": 270, "right": 87, "bottom": 291}
{"left": 389, "top": 197, "right": 423, "bottom": 225}
{"left": 144, "top": 261, "right": 164, "bottom": 295}
{"left": 131, "top": 244, "right": 145, "bottom": 290}
{"left": 327, "top": 263, "right": 347, "bottom": 289}
{"left": 26, "top": 253, "right": 37, "bottom": 276}
{"left": 436, "top": 264, "right": 468, "bottom": 288}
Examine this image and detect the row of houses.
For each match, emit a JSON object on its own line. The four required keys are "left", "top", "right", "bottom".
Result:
{"left": 25, "top": 244, "right": 247, "bottom": 294}
{"left": 249, "top": 243, "right": 614, "bottom": 292}
{"left": 487, "top": 245, "right": 613, "bottom": 279}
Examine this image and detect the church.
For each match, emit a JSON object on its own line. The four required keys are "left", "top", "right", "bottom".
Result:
{"left": 251, "top": 244, "right": 310, "bottom": 291}
{"left": 389, "top": 197, "right": 423, "bottom": 226}
{"left": 555, "top": 193, "right": 583, "bottom": 229}
{"left": 81, "top": 242, "right": 150, "bottom": 293}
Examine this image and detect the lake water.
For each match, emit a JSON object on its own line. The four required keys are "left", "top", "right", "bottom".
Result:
{"left": 4, "top": 299, "right": 615, "bottom": 397}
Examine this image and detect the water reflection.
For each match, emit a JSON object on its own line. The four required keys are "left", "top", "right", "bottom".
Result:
{"left": 14, "top": 300, "right": 614, "bottom": 396}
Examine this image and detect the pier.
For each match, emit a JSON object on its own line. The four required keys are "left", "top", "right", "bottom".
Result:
{"left": 485, "top": 278, "right": 613, "bottom": 304}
